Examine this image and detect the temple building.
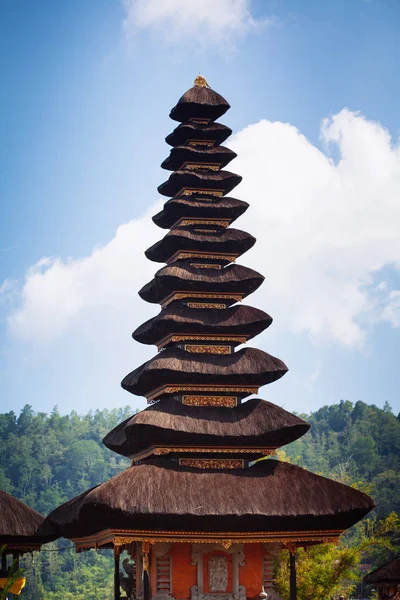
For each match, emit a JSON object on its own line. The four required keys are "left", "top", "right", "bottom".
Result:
{"left": 48, "top": 76, "right": 375, "bottom": 600}
{"left": 364, "top": 558, "right": 400, "bottom": 600}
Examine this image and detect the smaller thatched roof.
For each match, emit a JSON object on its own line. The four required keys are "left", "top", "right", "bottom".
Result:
{"left": 169, "top": 85, "right": 230, "bottom": 122}
{"left": 46, "top": 458, "right": 375, "bottom": 539}
{"left": 0, "top": 491, "right": 57, "bottom": 550}
{"left": 121, "top": 346, "right": 288, "bottom": 398}
{"left": 103, "top": 398, "right": 310, "bottom": 458}
{"left": 138, "top": 262, "right": 264, "bottom": 304}
{"left": 152, "top": 196, "right": 249, "bottom": 229}
{"left": 132, "top": 303, "right": 272, "bottom": 346}
{"left": 158, "top": 170, "right": 241, "bottom": 197}
{"left": 161, "top": 145, "right": 236, "bottom": 171}
{"left": 166, "top": 121, "right": 232, "bottom": 147}
{"left": 364, "top": 557, "right": 400, "bottom": 584}
{"left": 145, "top": 227, "right": 255, "bottom": 263}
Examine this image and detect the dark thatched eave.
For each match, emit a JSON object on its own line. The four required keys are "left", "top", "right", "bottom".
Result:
{"left": 364, "top": 557, "right": 400, "bottom": 584}
{"left": 121, "top": 346, "right": 288, "bottom": 397}
{"left": 158, "top": 170, "right": 242, "bottom": 197}
{"left": 161, "top": 145, "right": 237, "bottom": 171}
{"left": 46, "top": 458, "right": 375, "bottom": 538}
{"left": 152, "top": 196, "right": 249, "bottom": 229}
{"left": 166, "top": 121, "right": 232, "bottom": 147}
{"left": 102, "top": 398, "right": 310, "bottom": 457}
{"left": 0, "top": 491, "right": 58, "bottom": 550}
{"left": 145, "top": 227, "right": 256, "bottom": 263}
{"left": 138, "top": 262, "right": 264, "bottom": 304}
{"left": 169, "top": 86, "right": 230, "bottom": 122}
{"left": 132, "top": 303, "right": 272, "bottom": 346}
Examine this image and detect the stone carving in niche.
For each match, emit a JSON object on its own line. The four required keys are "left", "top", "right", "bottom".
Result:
{"left": 208, "top": 556, "right": 228, "bottom": 592}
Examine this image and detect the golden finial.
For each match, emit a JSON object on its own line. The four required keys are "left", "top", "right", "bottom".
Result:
{"left": 194, "top": 74, "right": 210, "bottom": 88}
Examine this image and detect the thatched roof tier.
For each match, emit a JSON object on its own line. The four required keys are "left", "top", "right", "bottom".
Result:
{"left": 153, "top": 196, "right": 249, "bottom": 229}
{"left": 166, "top": 121, "right": 232, "bottom": 147}
{"left": 169, "top": 85, "right": 230, "bottom": 122}
{"left": 364, "top": 558, "right": 400, "bottom": 584}
{"left": 161, "top": 145, "right": 236, "bottom": 171}
{"left": 46, "top": 458, "right": 375, "bottom": 538}
{"left": 103, "top": 398, "right": 310, "bottom": 458}
{"left": 138, "top": 262, "right": 264, "bottom": 305}
{"left": 158, "top": 170, "right": 242, "bottom": 197}
{"left": 145, "top": 227, "right": 255, "bottom": 263}
{"left": 121, "top": 347, "right": 288, "bottom": 399}
{"left": 132, "top": 303, "right": 272, "bottom": 346}
{"left": 0, "top": 491, "right": 57, "bottom": 550}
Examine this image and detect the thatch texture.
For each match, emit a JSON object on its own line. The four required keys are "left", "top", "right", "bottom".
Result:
{"left": 152, "top": 196, "right": 249, "bottom": 229}
{"left": 161, "top": 145, "right": 236, "bottom": 171}
{"left": 166, "top": 121, "right": 232, "bottom": 147}
{"left": 145, "top": 227, "right": 255, "bottom": 263}
{"left": 46, "top": 458, "right": 375, "bottom": 538}
{"left": 364, "top": 558, "right": 400, "bottom": 584}
{"left": 132, "top": 303, "right": 272, "bottom": 345}
{"left": 169, "top": 86, "right": 230, "bottom": 122}
{"left": 138, "top": 262, "right": 264, "bottom": 304}
{"left": 158, "top": 170, "right": 241, "bottom": 197}
{"left": 103, "top": 398, "right": 310, "bottom": 457}
{"left": 0, "top": 491, "right": 56, "bottom": 549}
{"left": 121, "top": 346, "right": 288, "bottom": 397}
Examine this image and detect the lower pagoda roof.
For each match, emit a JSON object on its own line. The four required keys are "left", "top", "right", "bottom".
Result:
{"left": 132, "top": 303, "right": 272, "bottom": 347}
{"left": 138, "top": 262, "right": 264, "bottom": 305}
{"left": 46, "top": 458, "right": 375, "bottom": 539}
{"left": 166, "top": 121, "right": 232, "bottom": 147}
{"left": 0, "top": 491, "right": 57, "bottom": 550}
{"left": 121, "top": 347, "right": 288, "bottom": 399}
{"left": 102, "top": 398, "right": 310, "bottom": 459}
{"left": 161, "top": 145, "right": 236, "bottom": 171}
{"left": 152, "top": 196, "right": 249, "bottom": 229}
{"left": 158, "top": 170, "right": 242, "bottom": 197}
{"left": 145, "top": 227, "right": 256, "bottom": 263}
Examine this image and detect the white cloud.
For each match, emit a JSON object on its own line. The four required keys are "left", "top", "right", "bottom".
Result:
{"left": 122, "top": 0, "right": 270, "bottom": 48}
{"left": 4, "top": 109, "right": 400, "bottom": 352}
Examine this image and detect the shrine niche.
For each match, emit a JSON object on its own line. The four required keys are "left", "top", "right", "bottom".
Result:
{"left": 208, "top": 556, "right": 228, "bottom": 591}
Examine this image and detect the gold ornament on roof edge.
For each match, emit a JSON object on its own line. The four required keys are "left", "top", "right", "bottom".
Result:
{"left": 194, "top": 75, "right": 210, "bottom": 88}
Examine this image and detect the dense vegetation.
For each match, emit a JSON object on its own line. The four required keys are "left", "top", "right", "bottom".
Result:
{"left": 0, "top": 400, "right": 399, "bottom": 599}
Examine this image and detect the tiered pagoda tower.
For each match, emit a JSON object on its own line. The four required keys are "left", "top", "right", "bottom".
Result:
{"left": 48, "top": 77, "right": 375, "bottom": 600}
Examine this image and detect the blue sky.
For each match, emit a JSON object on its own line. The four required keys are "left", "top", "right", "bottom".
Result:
{"left": 1, "top": 0, "right": 400, "bottom": 417}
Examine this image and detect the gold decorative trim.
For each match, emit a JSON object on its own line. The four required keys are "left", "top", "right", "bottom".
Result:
{"left": 182, "top": 395, "right": 238, "bottom": 407}
{"left": 189, "top": 263, "right": 221, "bottom": 270}
{"left": 183, "top": 163, "right": 220, "bottom": 172}
{"left": 161, "top": 291, "right": 243, "bottom": 308}
{"left": 72, "top": 528, "right": 345, "bottom": 552}
{"left": 176, "top": 219, "right": 230, "bottom": 228}
{"left": 190, "top": 118, "right": 210, "bottom": 124}
{"left": 184, "top": 344, "right": 231, "bottom": 354}
{"left": 187, "top": 302, "right": 226, "bottom": 309}
{"left": 180, "top": 188, "right": 224, "bottom": 197}
{"left": 168, "top": 251, "right": 236, "bottom": 264}
{"left": 153, "top": 447, "right": 275, "bottom": 456}
{"left": 157, "top": 334, "right": 247, "bottom": 351}
{"left": 187, "top": 140, "right": 215, "bottom": 147}
{"left": 179, "top": 459, "right": 244, "bottom": 469}
{"left": 147, "top": 384, "right": 258, "bottom": 402}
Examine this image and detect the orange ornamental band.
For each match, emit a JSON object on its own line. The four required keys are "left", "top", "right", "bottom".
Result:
{"left": 146, "top": 384, "right": 259, "bottom": 403}
{"left": 72, "top": 528, "right": 344, "bottom": 552}
{"left": 184, "top": 344, "right": 232, "bottom": 354}
{"left": 130, "top": 445, "right": 275, "bottom": 462}
{"left": 189, "top": 264, "right": 222, "bottom": 270}
{"left": 187, "top": 140, "right": 216, "bottom": 147}
{"left": 181, "top": 163, "right": 221, "bottom": 172}
{"left": 180, "top": 188, "right": 224, "bottom": 197}
{"left": 179, "top": 458, "right": 244, "bottom": 469}
{"left": 167, "top": 251, "right": 237, "bottom": 264}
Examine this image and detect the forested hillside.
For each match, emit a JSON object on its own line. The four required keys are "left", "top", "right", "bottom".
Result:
{"left": 0, "top": 400, "right": 399, "bottom": 599}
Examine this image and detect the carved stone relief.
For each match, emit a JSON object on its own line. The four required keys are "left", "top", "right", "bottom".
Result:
{"left": 208, "top": 556, "right": 228, "bottom": 591}
{"left": 190, "top": 544, "right": 246, "bottom": 600}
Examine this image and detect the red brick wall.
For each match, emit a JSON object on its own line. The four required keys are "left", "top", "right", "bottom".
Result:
{"left": 240, "top": 544, "right": 264, "bottom": 599}
{"left": 170, "top": 543, "right": 197, "bottom": 600}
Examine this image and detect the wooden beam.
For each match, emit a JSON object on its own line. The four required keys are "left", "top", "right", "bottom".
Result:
{"left": 114, "top": 547, "right": 120, "bottom": 600}
{"left": 289, "top": 550, "right": 297, "bottom": 600}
